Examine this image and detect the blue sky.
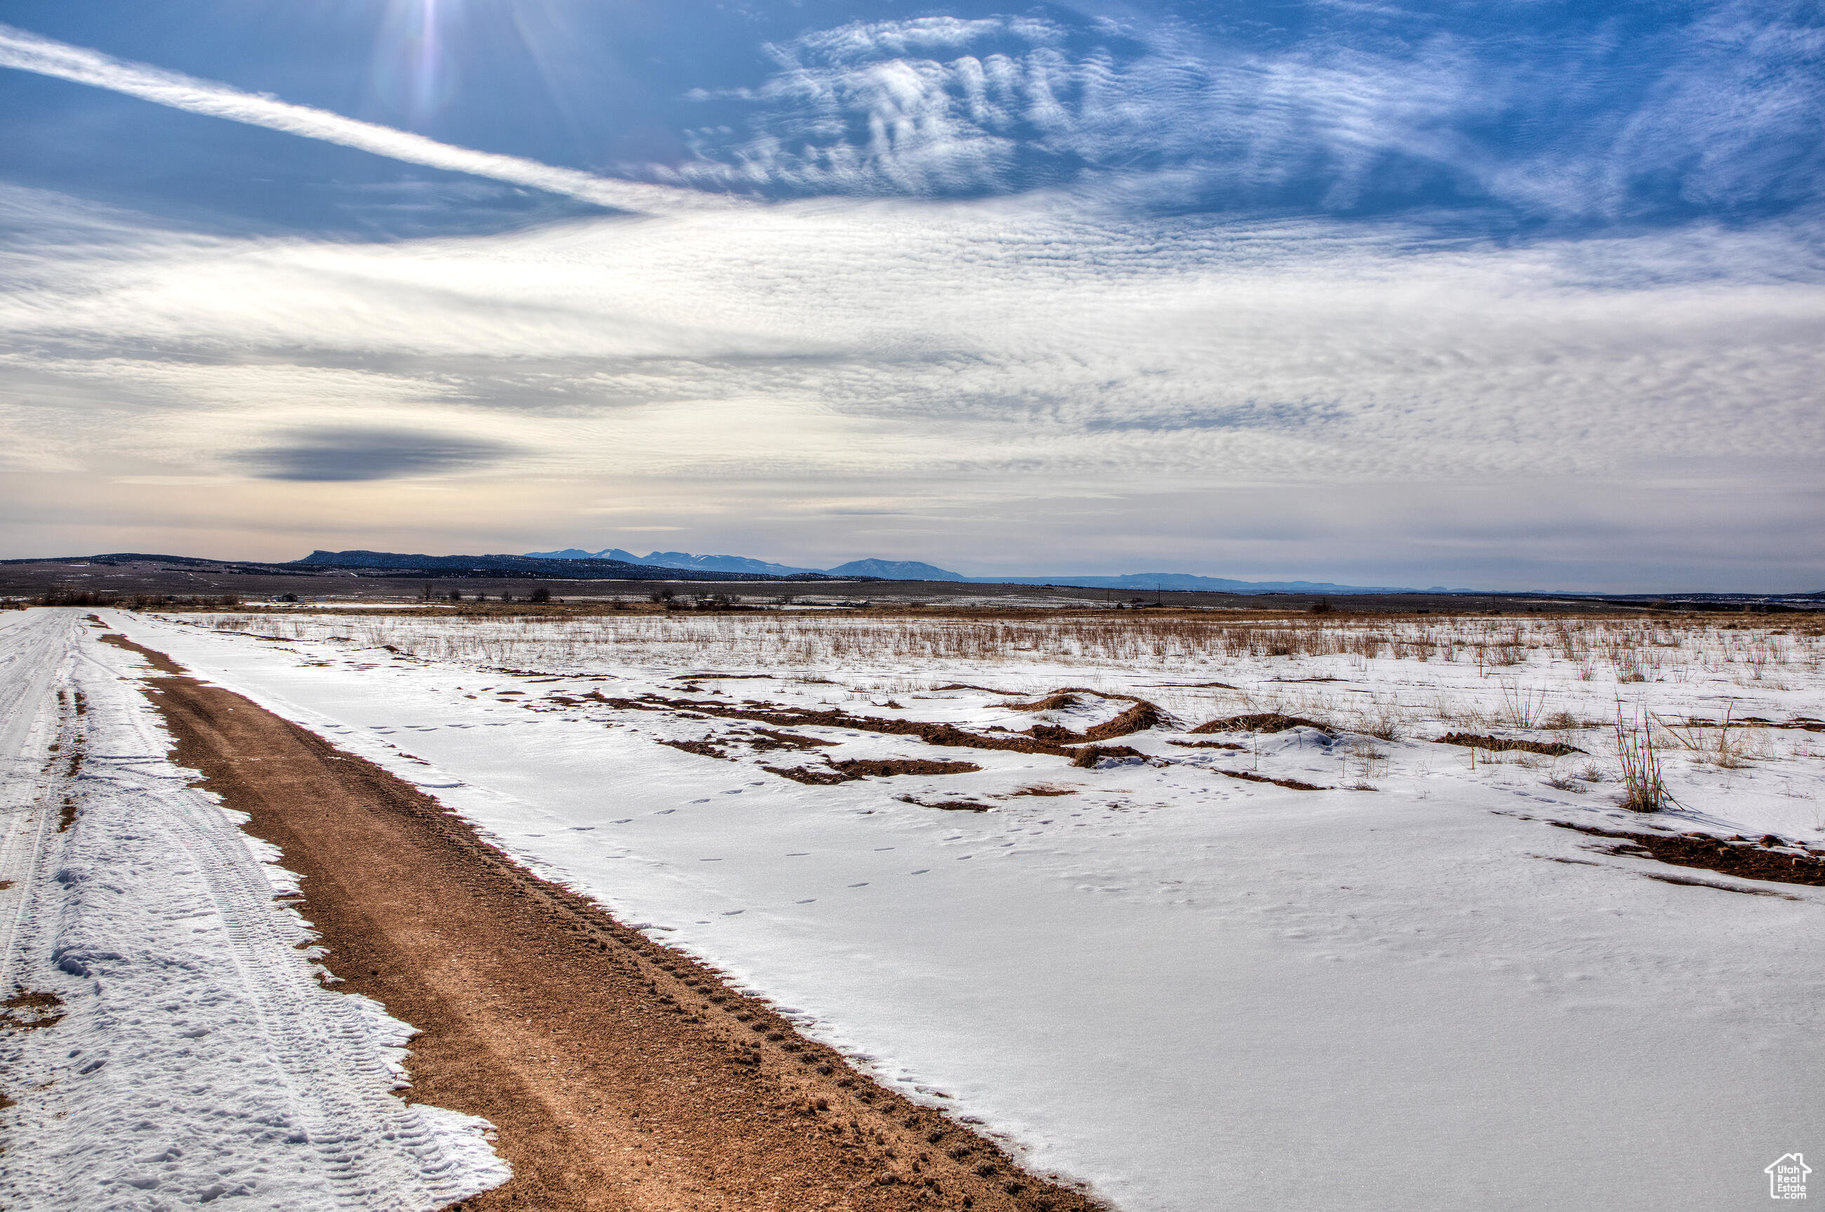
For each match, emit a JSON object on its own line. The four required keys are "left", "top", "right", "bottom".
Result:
{"left": 0, "top": 1, "right": 1820, "bottom": 589}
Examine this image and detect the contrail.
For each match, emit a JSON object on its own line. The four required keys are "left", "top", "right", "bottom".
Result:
{"left": 0, "top": 23, "right": 723, "bottom": 215}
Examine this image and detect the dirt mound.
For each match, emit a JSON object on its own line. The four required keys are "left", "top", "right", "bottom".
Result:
{"left": 598, "top": 692, "right": 1138, "bottom": 763}
{"left": 1006, "top": 689, "right": 1164, "bottom": 745}
{"left": 1028, "top": 700, "right": 1163, "bottom": 745}
{"left": 1437, "top": 732, "right": 1582, "bottom": 756}
{"left": 1189, "top": 713, "right": 1333, "bottom": 736}
{"left": 1068, "top": 744, "right": 1147, "bottom": 769}
{"left": 1007, "top": 691, "right": 1086, "bottom": 712}
{"left": 1553, "top": 822, "right": 1825, "bottom": 887}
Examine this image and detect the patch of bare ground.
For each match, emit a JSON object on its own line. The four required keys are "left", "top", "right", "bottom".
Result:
{"left": 895, "top": 796, "right": 993, "bottom": 813}
{"left": 1436, "top": 733, "right": 1583, "bottom": 757}
{"left": 595, "top": 693, "right": 1144, "bottom": 765}
{"left": 1005, "top": 692, "right": 1087, "bottom": 713}
{"left": 0, "top": 989, "right": 65, "bottom": 1032}
{"left": 657, "top": 739, "right": 733, "bottom": 760}
{"left": 744, "top": 728, "right": 837, "bottom": 752}
{"left": 1014, "top": 693, "right": 1163, "bottom": 746}
{"left": 47, "top": 688, "right": 87, "bottom": 830}
{"left": 763, "top": 759, "right": 983, "bottom": 786}
{"left": 1066, "top": 745, "right": 1147, "bottom": 769}
{"left": 1188, "top": 713, "right": 1333, "bottom": 736}
{"left": 1213, "top": 769, "right": 1329, "bottom": 791}
{"left": 1167, "top": 740, "right": 1246, "bottom": 752}
{"left": 1735, "top": 716, "right": 1825, "bottom": 733}
{"left": 1553, "top": 822, "right": 1825, "bottom": 888}
{"left": 96, "top": 631, "right": 183, "bottom": 673}
{"left": 1000, "top": 785, "right": 1076, "bottom": 798}
{"left": 130, "top": 651, "right": 1109, "bottom": 1212}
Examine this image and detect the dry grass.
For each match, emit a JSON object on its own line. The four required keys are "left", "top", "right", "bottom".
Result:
{"left": 1614, "top": 707, "right": 1669, "bottom": 812}
{"left": 193, "top": 608, "right": 1822, "bottom": 684}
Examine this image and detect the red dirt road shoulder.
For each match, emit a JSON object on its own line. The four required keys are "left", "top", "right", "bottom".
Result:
{"left": 112, "top": 636, "right": 1106, "bottom": 1212}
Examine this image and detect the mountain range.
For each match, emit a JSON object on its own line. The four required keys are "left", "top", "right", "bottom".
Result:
{"left": 526, "top": 548, "right": 966, "bottom": 581}
{"left": 525, "top": 547, "right": 1444, "bottom": 595}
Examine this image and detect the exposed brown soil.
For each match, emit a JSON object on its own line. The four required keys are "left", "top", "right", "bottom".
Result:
{"left": 832, "top": 759, "right": 982, "bottom": 779}
{"left": 657, "top": 738, "right": 732, "bottom": 760}
{"left": 763, "top": 759, "right": 982, "bottom": 786}
{"left": 1006, "top": 693, "right": 1087, "bottom": 713}
{"left": 1213, "top": 769, "right": 1329, "bottom": 791}
{"left": 128, "top": 652, "right": 1108, "bottom": 1212}
{"left": 1436, "top": 733, "right": 1583, "bottom": 757}
{"left": 895, "top": 797, "right": 993, "bottom": 813}
{"left": 97, "top": 631, "right": 183, "bottom": 673}
{"left": 1167, "top": 740, "right": 1246, "bottom": 752}
{"left": 1552, "top": 822, "right": 1825, "bottom": 888}
{"left": 1736, "top": 716, "right": 1825, "bottom": 733}
{"left": 49, "top": 689, "right": 85, "bottom": 831}
{"left": 1022, "top": 700, "right": 1162, "bottom": 746}
{"left": 1067, "top": 745, "right": 1146, "bottom": 769}
{"left": 1188, "top": 714, "right": 1333, "bottom": 736}
{"left": 744, "top": 728, "right": 837, "bottom": 752}
{"left": 596, "top": 693, "right": 1140, "bottom": 764}
{"left": 0, "top": 990, "right": 66, "bottom": 1033}
{"left": 1001, "top": 785, "right": 1077, "bottom": 798}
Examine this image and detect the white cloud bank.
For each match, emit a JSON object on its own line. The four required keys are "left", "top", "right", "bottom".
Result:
{"left": 1, "top": 183, "right": 1821, "bottom": 589}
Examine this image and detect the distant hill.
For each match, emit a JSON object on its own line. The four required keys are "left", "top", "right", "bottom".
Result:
{"left": 976, "top": 573, "right": 1447, "bottom": 594}
{"left": 293, "top": 550, "right": 845, "bottom": 582}
{"left": 527, "top": 546, "right": 824, "bottom": 576}
{"left": 3, "top": 551, "right": 1817, "bottom": 604}
{"left": 528, "top": 547, "right": 964, "bottom": 580}
{"left": 644, "top": 551, "right": 826, "bottom": 577}
{"left": 524, "top": 546, "right": 1422, "bottom": 592}
{"left": 827, "top": 559, "right": 968, "bottom": 581}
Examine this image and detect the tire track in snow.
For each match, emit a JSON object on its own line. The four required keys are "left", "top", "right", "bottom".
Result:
{"left": 0, "top": 611, "right": 508, "bottom": 1209}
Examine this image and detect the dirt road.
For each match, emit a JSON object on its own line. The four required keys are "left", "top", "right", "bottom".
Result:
{"left": 110, "top": 634, "right": 1105, "bottom": 1212}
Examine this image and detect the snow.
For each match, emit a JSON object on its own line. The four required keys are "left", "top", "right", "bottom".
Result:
{"left": 99, "top": 608, "right": 1825, "bottom": 1209}
{"left": 0, "top": 610, "right": 509, "bottom": 1210}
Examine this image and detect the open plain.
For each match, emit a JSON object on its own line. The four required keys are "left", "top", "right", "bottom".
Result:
{"left": 5, "top": 602, "right": 1822, "bottom": 1209}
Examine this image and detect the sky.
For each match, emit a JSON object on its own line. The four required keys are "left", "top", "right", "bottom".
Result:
{"left": 0, "top": 1, "right": 1820, "bottom": 591}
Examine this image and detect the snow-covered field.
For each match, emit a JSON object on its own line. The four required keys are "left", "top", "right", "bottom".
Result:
{"left": 0, "top": 610, "right": 508, "bottom": 1210}
{"left": 88, "top": 608, "right": 1825, "bottom": 1208}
